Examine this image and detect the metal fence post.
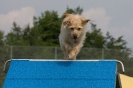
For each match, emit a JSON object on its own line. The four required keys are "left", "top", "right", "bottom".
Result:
{"left": 10, "top": 45, "right": 12, "bottom": 59}
{"left": 55, "top": 47, "right": 57, "bottom": 59}
{"left": 102, "top": 48, "right": 104, "bottom": 59}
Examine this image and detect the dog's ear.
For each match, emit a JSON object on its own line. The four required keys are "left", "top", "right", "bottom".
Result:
{"left": 83, "top": 19, "right": 90, "bottom": 25}
{"left": 63, "top": 13, "right": 71, "bottom": 17}
{"left": 63, "top": 21, "right": 71, "bottom": 26}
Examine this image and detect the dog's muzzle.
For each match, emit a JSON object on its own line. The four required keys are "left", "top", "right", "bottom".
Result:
{"left": 73, "top": 35, "right": 77, "bottom": 40}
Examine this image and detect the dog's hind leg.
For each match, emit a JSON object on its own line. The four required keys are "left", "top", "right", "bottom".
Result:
{"left": 62, "top": 45, "right": 70, "bottom": 60}
{"left": 62, "top": 47, "right": 67, "bottom": 60}
{"left": 64, "top": 50, "right": 69, "bottom": 60}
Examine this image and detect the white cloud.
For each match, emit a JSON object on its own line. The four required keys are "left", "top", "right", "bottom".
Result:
{"left": 82, "top": 8, "right": 111, "bottom": 35}
{"left": 0, "top": 7, "right": 35, "bottom": 34}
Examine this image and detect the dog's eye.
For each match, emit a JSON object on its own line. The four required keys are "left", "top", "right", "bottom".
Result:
{"left": 77, "top": 28, "right": 81, "bottom": 31}
{"left": 70, "top": 28, "right": 74, "bottom": 31}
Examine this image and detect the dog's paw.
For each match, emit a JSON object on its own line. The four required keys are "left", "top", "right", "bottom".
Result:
{"left": 69, "top": 52, "right": 75, "bottom": 59}
{"left": 68, "top": 58, "right": 73, "bottom": 60}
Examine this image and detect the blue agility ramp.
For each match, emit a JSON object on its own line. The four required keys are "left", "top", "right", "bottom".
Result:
{"left": 3, "top": 59, "right": 123, "bottom": 88}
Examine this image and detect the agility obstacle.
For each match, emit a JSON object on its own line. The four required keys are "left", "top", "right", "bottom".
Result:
{"left": 3, "top": 59, "right": 124, "bottom": 88}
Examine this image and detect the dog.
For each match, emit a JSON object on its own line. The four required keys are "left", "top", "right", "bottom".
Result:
{"left": 59, "top": 13, "right": 90, "bottom": 60}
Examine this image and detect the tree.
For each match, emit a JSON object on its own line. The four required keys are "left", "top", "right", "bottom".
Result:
{"left": 21, "top": 24, "right": 33, "bottom": 45}
{"left": 84, "top": 23, "right": 129, "bottom": 50}
{"left": 32, "top": 10, "right": 61, "bottom": 46}
{"left": 5, "top": 22, "right": 23, "bottom": 45}
{"left": 0, "top": 30, "right": 4, "bottom": 45}
{"left": 84, "top": 23, "right": 106, "bottom": 48}
{"left": 105, "top": 32, "right": 127, "bottom": 49}
{"left": 65, "top": 6, "right": 83, "bottom": 14}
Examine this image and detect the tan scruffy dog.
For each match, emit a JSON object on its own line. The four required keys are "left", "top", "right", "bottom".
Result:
{"left": 59, "top": 14, "right": 90, "bottom": 60}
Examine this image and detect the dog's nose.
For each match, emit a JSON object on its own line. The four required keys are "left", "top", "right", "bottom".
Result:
{"left": 73, "top": 35, "right": 77, "bottom": 39}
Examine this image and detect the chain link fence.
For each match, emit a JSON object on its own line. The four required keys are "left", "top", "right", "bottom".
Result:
{"left": 0, "top": 46, "right": 133, "bottom": 87}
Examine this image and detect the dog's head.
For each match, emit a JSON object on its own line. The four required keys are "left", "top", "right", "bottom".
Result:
{"left": 62, "top": 14, "right": 90, "bottom": 41}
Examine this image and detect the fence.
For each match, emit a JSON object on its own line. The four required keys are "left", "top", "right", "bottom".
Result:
{"left": 0, "top": 46, "right": 133, "bottom": 87}
{"left": 1, "top": 46, "right": 133, "bottom": 59}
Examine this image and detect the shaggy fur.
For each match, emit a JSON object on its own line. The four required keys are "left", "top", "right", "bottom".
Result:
{"left": 59, "top": 14, "right": 90, "bottom": 60}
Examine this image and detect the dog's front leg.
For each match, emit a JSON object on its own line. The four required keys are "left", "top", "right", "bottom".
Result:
{"left": 69, "top": 45, "right": 80, "bottom": 60}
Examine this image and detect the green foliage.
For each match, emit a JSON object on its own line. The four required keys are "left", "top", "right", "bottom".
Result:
{"left": 5, "top": 22, "right": 23, "bottom": 45}
{"left": 65, "top": 6, "right": 83, "bottom": 14}
{"left": 21, "top": 25, "right": 33, "bottom": 45}
{"left": 84, "top": 23, "right": 106, "bottom": 48}
{"left": 84, "top": 23, "right": 128, "bottom": 50}
{"left": 0, "top": 30, "right": 4, "bottom": 45}
{"left": 33, "top": 11, "right": 61, "bottom": 46}
{"left": 105, "top": 32, "right": 127, "bottom": 49}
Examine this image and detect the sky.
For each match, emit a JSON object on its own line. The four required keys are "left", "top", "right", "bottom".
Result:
{"left": 0, "top": 0, "right": 133, "bottom": 48}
